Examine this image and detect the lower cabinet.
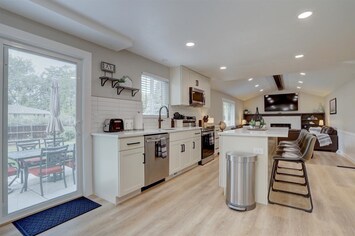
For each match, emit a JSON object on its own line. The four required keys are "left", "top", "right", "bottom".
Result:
{"left": 169, "top": 130, "right": 201, "bottom": 175}
{"left": 169, "top": 141, "right": 183, "bottom": 175}
{"left": 191, "top": 136, "right": 202, "bottom": 164}
{"left": 93, "top": 135, "right": 144, "bottom": 204}
{"left": 119, "top": 148, "right": 145, "bottom": 197}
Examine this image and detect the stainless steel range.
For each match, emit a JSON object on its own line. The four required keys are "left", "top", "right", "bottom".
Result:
{"left": 200, "top": 126, "right": 215, "bottom": 165}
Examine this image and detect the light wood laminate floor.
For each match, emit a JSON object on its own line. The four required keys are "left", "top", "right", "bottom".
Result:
{"left": 1, "top": 151, "right": 355, "bottom": 236}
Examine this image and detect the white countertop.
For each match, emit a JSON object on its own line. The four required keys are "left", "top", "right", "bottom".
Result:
{"left": 92, "top": 127, "right": 201, "bottom": 138}
{"left": 219, "top": 127, "right": 288, "bottom": 138}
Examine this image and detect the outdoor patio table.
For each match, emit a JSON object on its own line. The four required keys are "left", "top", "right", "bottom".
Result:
{"left": 8, "top": 144, "right": 75, "bottom": 192}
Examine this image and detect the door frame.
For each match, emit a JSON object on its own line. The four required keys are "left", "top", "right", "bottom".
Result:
{"left": 0, "top": 23, "right": 92, "bottom": 224}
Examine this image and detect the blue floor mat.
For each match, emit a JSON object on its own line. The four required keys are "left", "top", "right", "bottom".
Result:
{"left": 13, "top": 197, "right": 101, "bottom": 236}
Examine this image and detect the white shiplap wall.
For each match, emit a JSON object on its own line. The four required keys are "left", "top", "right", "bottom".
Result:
{"left": 91, "top": 96, "right": 142, "bottom": 132}
{"left": 91, "top": 97, "right": 209, "bottom": 132}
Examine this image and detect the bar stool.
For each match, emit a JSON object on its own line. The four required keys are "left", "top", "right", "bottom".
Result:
{"left": 268, "top": 134, "right": 316, "bottom": 213}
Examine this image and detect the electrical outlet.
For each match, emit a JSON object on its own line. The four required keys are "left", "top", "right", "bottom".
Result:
{"left": 253, "top": 148, "right": 264, "bottom": 155}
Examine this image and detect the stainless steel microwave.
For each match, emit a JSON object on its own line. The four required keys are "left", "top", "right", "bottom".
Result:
{"left": 189, "top": 87, "right": 205, "bottom": 106}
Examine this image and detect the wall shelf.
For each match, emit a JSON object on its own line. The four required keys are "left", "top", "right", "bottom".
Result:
{"left": 99, "top": 76, "right": 122, "bottom": 88}
{"left": 116, "top": 85, "right": 140, "bottom": 96}
{"left": 99, "top": 76, "right": 140, "bottom": 97}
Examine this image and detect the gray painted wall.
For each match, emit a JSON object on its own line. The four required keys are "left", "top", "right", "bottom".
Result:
{"left": 0, "top": 8, "right": 169, "bottom": 101}
{"left": 209, "top": 89, "right": 244, "bottom": 125}
{"left": 243, "top": 90, "right": 325, "bottom": 114}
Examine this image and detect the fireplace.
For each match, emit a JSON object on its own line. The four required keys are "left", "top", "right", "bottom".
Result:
{"left": 271, "top": 123, "right": 291, "bottom": 129}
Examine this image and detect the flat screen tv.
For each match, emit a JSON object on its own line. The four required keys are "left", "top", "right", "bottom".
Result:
{"left": 264, "top": 93, "right": 298, "bottom": 112}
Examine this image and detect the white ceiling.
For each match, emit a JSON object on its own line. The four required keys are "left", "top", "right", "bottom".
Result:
{"left": 1, "top": 0, "right": 355, "bottom": 101}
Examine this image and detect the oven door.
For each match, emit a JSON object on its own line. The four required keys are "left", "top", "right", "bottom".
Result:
{"left": 202, "top": 131, "right": 214, "bottom": 159}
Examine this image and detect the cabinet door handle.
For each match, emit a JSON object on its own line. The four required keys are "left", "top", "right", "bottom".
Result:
{"left": 127, "top": 142, "right": 140, "bottom": 146}
{"left": 183, "top": 144, "right": 185, "bottom": 152}
{"left": 181, "top": 144, "right": 184, "bottom": 153}
{"left": 194, "top": 132, "right": 200, "bottom": 135}
{"left": 143, "top": 153, "right": 146, "bottom": 164}
{"left": 193, "top": 141, "right": 195, "bottom": 149}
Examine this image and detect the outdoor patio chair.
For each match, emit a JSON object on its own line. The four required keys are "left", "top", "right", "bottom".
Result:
{"left": 8, "top": 160, "right": 19, "bottom": 194}
{"left": 44, "top": 138, "right": 64, "bottom": 148}
{"left": 28, "top": 145, "right": 69, "bottom": 196}
{"left": 16, "top": 139, "right": 41, "bottom": 151}
{"left": 65, "top": 144, "right": 76, "bottom": 184}
{"left": 16, "top": 139, "right": 42, "bottom": 181}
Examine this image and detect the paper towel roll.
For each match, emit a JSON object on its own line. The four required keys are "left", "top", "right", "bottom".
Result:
{"left": 134, "top": 111, "right": 143, "bottom": 130}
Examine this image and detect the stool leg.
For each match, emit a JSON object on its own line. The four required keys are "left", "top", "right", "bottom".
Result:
{"left": 302, "top": 162, "right": 313, "bottom": 213}
{"left": 268, "top": 160, "right": 277, "bottom": 203}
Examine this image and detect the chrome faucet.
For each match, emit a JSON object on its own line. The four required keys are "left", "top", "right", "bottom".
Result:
{"left": 158, "top": 105, "right": 169, "bottom": 129}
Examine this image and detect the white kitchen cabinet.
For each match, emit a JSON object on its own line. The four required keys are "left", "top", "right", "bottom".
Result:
{"left": 169, "top": 141, "right": 182, "bottom": 175}
{"left": 93, "top": 135, "right": 144, "bottom": 204}
{"left": 170, "top": 66, "right": 211, "bottom": 107}
{"left": 169, "top": 130, "right": 201, "bottom": 175}
{"left": 191, "top": 136, "right": 202, "bottom": 164}
{"left": 119, "top": 148, "right": 144, "bottom": 197}
{"left": 180, "top": 141, "right": 192, "bottom": 169}
{"left": 169, "top": 140, "right": 191, "bottom": 174}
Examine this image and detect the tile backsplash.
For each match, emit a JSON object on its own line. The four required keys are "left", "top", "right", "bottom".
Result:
{"left": 91, "top": 96, "right": 209, "bottom": 132}
{"left": 91, "top": 96, "right": 142, "bottom": 132}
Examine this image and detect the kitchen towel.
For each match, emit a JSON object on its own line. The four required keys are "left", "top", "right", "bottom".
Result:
{"left": 160, "top": 137, "right": 167, "bottom": 158}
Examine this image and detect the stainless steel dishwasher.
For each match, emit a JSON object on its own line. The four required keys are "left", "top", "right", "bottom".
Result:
{"left": 144, "top": 133, "right": 169, "bottom": 186}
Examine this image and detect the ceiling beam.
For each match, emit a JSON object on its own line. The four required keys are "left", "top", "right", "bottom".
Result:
{"left": 273, "top": 75, "right": 284, "bottom": 90}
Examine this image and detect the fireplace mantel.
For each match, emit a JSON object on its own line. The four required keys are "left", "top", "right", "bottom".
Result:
{"left": 244, "top": 112, "right": 325, "bottom": 130}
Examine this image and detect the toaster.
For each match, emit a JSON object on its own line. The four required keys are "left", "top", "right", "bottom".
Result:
{"left": 103, "top": 119, "right": 124, "bottom": 132}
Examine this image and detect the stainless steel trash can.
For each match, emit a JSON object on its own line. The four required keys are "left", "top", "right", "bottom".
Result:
{"left": 226, "top": 151, "right": 257, "bottom": 211}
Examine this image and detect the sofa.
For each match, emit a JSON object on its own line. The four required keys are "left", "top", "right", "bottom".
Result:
{"left": 277, "top": 126, "right": 338, "bottom": 152}
{"left": 313, "top": 126, "right": 338, "bottom": 152}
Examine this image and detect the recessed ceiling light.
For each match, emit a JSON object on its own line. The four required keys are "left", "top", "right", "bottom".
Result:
{"left": 220, "top": 66, "right": 227, "bottom": 70}
{"left": 185, "top": 42, "right": 195, "bottom": 47}
{"left": 298, "top": 11, "right": 313, "bottom": 19}
{"left": 300, "top": 72, "right": 306, "bottom": 76}
{"left": 298, "top": 81, "right": 303, "bottom": 84}
{"left": 295, "top": 54, "right": 304, "bottom": 59}
{"left": 255, "top": 84, "right": 259, "bottom": 88}
{"left": 248, "top": 78, "right": 253, "bottom": 81}
{"left": 297, "top": 86, "right": 301, "bottom": 89}
{"left": 259, "top": 89, "right": 264, "bottom": 92}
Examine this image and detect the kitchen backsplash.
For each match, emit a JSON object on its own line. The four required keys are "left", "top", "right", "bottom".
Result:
{"left": 91, "top": 96, "right": 209, "bottom": 132}
{"left": 91, "top": 96, "right": 142, "bottom": 132}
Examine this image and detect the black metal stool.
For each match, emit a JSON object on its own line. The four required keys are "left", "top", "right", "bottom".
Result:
{"left": 268, "top": 134, "right": 316, "bottom": 213}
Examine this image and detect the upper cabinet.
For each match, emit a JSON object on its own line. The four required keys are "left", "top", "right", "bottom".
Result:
{"left": 170, "top": 66, "right": 211, "bottom": 108}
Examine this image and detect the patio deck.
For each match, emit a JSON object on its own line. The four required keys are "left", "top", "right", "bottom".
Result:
{"left": 8, "top": 167, "right": 76, "bottom": 213}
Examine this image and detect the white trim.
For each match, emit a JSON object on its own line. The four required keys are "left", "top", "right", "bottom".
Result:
{"left": 222, "top": 98, "right": 235, "bottom": 104}
{"left": 142, "top": 72, "right": 169, "bottom": 82}
{"left": 336, "top": 129, "right": 355, "bottom": 164}
{"left": 0, "top": 23, "right": 92, "bottom": 224}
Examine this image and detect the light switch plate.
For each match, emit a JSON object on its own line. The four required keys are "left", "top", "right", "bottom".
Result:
{"left": 124, "top": 119, "right": 134, "bottom": 130}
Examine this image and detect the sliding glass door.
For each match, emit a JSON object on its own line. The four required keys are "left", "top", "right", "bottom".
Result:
{"left": 3, "top": 44, "right": 81, "bottom": 215}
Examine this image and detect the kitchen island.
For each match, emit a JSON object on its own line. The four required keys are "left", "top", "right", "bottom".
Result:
{"left": 218, "top": 127, "right": 288, "bottom": 205}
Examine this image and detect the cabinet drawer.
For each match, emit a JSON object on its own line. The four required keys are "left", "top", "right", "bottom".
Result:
{"left": 191, "top": 130, "right": 201, "bottom": 137}
{"left": 119, "top": 136, "right": 144, "bottom": 151}
{"left": 170, "top": 130, "right": 201, "bottom": 141}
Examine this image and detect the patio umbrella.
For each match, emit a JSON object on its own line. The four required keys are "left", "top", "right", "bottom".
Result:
{"left": 46, "top": 79, "right": 64, "bottom": 145}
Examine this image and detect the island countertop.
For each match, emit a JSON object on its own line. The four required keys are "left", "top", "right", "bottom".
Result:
{"left": 218, "top": 127, "right": 288, "bottom": 138}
